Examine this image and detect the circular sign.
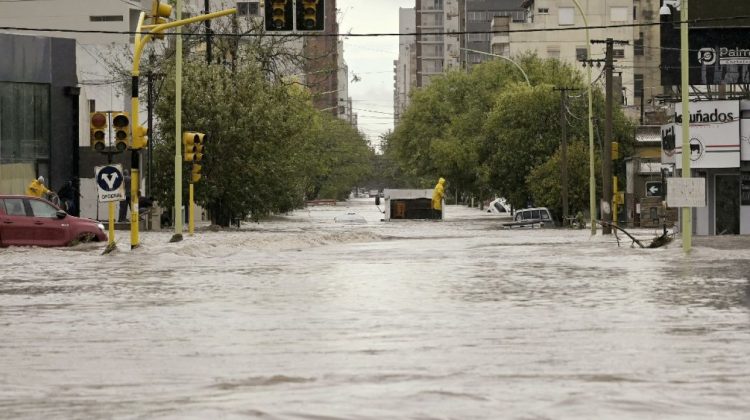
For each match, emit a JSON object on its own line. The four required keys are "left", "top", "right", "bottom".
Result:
{"left": 689, "top": 137, "right": 704, "bottom": 162}
{"left": 96, "top": 165, "right": 123, "bottom": 192}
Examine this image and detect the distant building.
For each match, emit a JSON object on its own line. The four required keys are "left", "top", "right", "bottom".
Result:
{"left": 415, "top": 0, "right": 461, "bottom": 88}
{"left": 394, "top": 7, "right": 417, "bottom": 125}
{"left": 462, "top": 0, "right": 525, "bottom": 69}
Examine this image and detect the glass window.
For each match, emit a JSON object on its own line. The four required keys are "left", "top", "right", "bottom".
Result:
{"left": 89, "top": 15, "right": 124, "bottom": 22}
{"left": 531, "top": 210, "right": 541, "bottom": 219}
{"left": 614, "top": 49, "right": 625, "bottom": 59}
{"left": 29, "top": 199, "right": 57, "bottom": 218}
{"left": 538, "top": 8, "right": 549, "bottom": 15}
{"left": 0, "top": 82, "right": 50, "bottom": 164}
{"left": 559, "top": 7, "right": 575, "bottom": 25}
{"left": 576, "top": 47, "right": 588, "bottom": 61}
{"left": 610, "top": 7, "right": 628, "bottom": 22}
{"left": 541, "top": 211, "right": 551, "bottom": 220}
{"left": 3, "top": 198, "right": 26, "bottom": 216}
{"left": 237, "top": 2, "right": 259, "bottom": 16}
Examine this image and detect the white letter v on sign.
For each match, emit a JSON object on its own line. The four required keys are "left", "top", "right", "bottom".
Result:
{"left": 102, "top": 173, "right": 120, "bottom": 190}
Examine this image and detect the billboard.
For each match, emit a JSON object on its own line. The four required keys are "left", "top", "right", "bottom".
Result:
{"left": 661, "top": 1, "right": 750, "bottom": 86}
{"left": 663, "top": 101, "right": 740, "bottom": 169}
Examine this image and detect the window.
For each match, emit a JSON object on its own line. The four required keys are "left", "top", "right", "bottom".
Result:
{"left": 559, "top": 7, "right": 574, "bottom": 25}
{"left": 614, "top": 49, "right": 625, "bottom": 59}
{"left": 634, "top": 34, "right": 644, "bottom": 56}
{"left": 2, "top": 199, "right": 26, "bottom": 216}
{"left": 29, "top": 199, "right": 57, "bottom": 218}
{"left": 89, "top": 15, "right": 124, "bottom": 22}
{"left": 237, "top": 1, "right": 259, "bottom": 16}
{"left": 0, "top": 82, "right": 50, "bottom": 162}
{"left": 576, "top": 47, "right": 588, "bottom": 61}
{"left": 610, "top": 7, "right": 628, "bottom": 22}
{"left": 634, "top": 74, "right": 644, "bottom": 97}
{"left": 537, "top": 8, "right": 549, "bottom": 14}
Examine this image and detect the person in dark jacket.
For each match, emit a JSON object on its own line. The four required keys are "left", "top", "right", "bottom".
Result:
{"left": 118, "top": 170, "right": 131, "bottom": 222}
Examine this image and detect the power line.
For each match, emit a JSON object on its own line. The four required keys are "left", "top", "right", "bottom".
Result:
{"left": 4, "top": 15, "right": 750, "bottom": 38}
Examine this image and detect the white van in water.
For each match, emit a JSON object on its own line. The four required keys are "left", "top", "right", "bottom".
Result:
{"left": 502, "top": 207, "right": 555, "bottom": 228}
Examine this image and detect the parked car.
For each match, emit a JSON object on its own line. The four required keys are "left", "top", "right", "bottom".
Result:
{"left": 0, "top": 195, "right": 107, "bottom": 247}
{"left": 502, "top": 207, "right": 556, "bottom": 228}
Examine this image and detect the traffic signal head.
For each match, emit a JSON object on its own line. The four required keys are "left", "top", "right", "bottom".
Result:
{"left": 265, "top": 0, "right": 293, "bottom": 31}
{"left": 191, "top": 164, "right": 202, "bottom": 183}
{"left": 182, "top": 131, "right": 206, "bottom": 162}
{"left": 111, "top": 112, "right": 130, "bottom": 152}
{"left": 132, "top": 124, "right": 148, "bottom": 150}
{"left": 297, "top": 0, "right": 324, "bottom": 31}
{"left": 90, "top": 112, "right": 107, "bottom": 152}
{"left": 149, "top": 0, "right": 173, "bottom": 38}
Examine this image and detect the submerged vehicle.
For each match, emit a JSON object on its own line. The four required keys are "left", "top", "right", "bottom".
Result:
{"left": 502, "top": 207, "right": 555, "bottom": 228}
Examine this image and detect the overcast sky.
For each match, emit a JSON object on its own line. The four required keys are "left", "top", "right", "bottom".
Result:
{"left": 337, "top": 0, "right": 413, "bottom": 149}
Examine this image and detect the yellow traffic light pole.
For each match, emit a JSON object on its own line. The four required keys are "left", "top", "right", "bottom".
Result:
{"left": 130, "top": 4, "right": 236, "bottom": 249}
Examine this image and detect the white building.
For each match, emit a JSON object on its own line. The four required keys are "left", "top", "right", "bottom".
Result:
{"left": 508, "top": 0, "right": 636, "bottom": 106}
{"left": 415, "top": 0, "right": 461, "bottom": 88}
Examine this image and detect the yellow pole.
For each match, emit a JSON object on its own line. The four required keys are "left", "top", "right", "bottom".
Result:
{"left": 571, "top": 0, "right": 597, "bottom": 235}
{"left": 108, "top": 201, "right": 115, "bottom": 246}
{"left": 613, "top": 175, "right": 618, "bottom": 226}
{"left": 189, "top": 182, "right": 194, "bottom": 235}
{"left": 129, "top": 6, "right": 236, "bottom": 246}
{"left": 680, "top": 2, "right": 692, "bottom": 253}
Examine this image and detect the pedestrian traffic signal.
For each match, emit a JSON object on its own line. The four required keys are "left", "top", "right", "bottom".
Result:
{"left": 111, "top": 112, "right": 130, "bottom": 152}
{"left": 265, "top": 0, "right": 293, "bottom": 31}
{"left": 191, "top": 163, "right": 202, "bottom": 183}
{"left": 296, "top": 0, "right": 324, "bottom": 31}
{"left": 148, "top": 0, "right": 173, "bottom": 39}
{"left": 182, "top": 131, "right": 205, "bottom": 162}
{"left": 132, "top": 124, "right": 148, "bottom": 150}
{"left": 90, "top": 112, "right": 107, "bottom": 152}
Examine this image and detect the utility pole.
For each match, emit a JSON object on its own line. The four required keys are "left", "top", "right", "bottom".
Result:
{"left": 553, "top": 87, "right": 579, "bottom": 225}
{"left": 204, "top": 0, "right": 212, "bottom": 64}
{"left": 591, "top": 38, "right": 629, "bottom": 234}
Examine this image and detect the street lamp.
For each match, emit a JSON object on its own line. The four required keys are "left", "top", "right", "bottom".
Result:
{"left": 570, "top": 0, "right": 597, "bottom": 235}
{"left": 459, "top": 48, "right": 531, "bottom": 87}
{"left": 660, "top": 0, "right": 692, "bottom": 252}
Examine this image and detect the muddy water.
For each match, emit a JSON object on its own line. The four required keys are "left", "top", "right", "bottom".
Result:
{"left": 1, "top": 199, "right": 749, "bottom": 419}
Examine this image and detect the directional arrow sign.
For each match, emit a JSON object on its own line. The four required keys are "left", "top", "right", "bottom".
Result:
{"left": 645, "top": 181, "right": 663, "bottom": 197}
{"left": 95, "top": 164, "right": 125, "bottom": 202}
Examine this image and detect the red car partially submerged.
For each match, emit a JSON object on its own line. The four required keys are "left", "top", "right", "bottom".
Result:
{"left": 0, "top": 195, "right": 107, "bottom": 247}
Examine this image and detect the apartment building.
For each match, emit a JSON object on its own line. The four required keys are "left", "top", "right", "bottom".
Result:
{"left": 463, "top": 0, "right": 526, "bottom": 69}
{"left": 415, "top": 0, "right": 461, "bottom": 88}
{"left": 394, "top": 8, "right": 417, "bottom": 124}
{"left": 508, "top": 0, "right": 636, "bottom": 106}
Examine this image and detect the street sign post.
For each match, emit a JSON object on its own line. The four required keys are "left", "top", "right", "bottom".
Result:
{"left": 95, "top": 164, "right": 125, "bottom": 249}
{"left": 95, "top": 164, "right": 125, "bottom": 202}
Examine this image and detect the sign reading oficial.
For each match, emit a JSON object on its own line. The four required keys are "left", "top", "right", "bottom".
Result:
{"left": 95, "top": 164, "right": 126, "bottom": 202}
{"left": 666, "top": 100, "right": 740, "bottom": 170}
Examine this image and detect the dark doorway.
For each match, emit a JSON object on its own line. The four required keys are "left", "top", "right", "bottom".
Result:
{"left": 715, "top": 175, "right": 740, "bottom": 235}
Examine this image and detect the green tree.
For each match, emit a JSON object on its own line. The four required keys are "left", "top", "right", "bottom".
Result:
{"left": 526, "top": 140, "right": 601, "bottom": 217}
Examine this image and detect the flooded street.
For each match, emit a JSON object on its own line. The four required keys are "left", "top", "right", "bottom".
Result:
{"left": 1, "top": 199, "right": 749, "bottom": 419}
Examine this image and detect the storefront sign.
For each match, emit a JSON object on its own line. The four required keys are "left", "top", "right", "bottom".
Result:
{"left": 672, "top": 101, "right": 740, "bottom": 169}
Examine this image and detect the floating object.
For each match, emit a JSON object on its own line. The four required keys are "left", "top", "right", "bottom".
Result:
{"left": 335, "top": 212, "right": 366, "bottom": 224}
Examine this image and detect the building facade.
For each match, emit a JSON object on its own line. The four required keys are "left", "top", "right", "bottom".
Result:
{"left": 0, "top": 34, "right": 79, "bottom": 198}
{"left": 463, "top": 0, "right": 525, "bottom": 69}
{"left": 509, "top": 0, "right": 636, "bottom": 106}
{"left": 394, "top": 7, "right": 417, "bottom": 124}
{"left": 415, "top": 0, "right": 462, "bottom": 88}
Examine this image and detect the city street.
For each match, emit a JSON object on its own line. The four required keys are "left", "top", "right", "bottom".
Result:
{"left": 1, "top": 199, "right": 749, "bottom": 418}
